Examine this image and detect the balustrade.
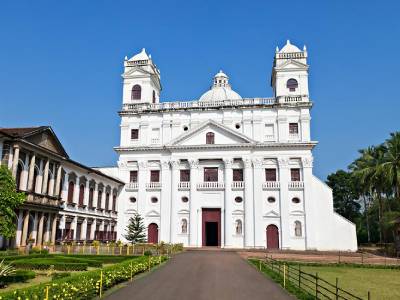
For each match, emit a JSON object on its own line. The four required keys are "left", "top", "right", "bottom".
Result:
{"left": 178, "top": 181, "right": 190, "bottom": 190}
{"left": 231, "top": 181, "right": 244, "bottom": 189}
{"left": 262, "top": 181, "right": 281, "bottom": 190}
{"left": 146, "top": 182, "right": 162, "bottom": 190}
{"left": 125, "top": 182, "right": 139, "bottom": 191}
{"left": 197, "top": 182, "right": 225, "bottom": 190}
{"left": 288, "top": 181, "right": 304, "bottom": 189}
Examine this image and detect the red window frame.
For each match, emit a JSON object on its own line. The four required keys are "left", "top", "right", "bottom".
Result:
{"left": 131, "top": 84, "right": 141, "bottom": 100}
{"left": 233, "top": 169, "right": 243, "bottom": 181}
{"left": 78, "top": 184, "right": 85, "bottom": 206}
{"left": 150, "top": 170, "right": 160, "bottom": 182}
{"left": 131, "top": 129, "right": 139, "bottom": 140}
{"left": 289, "top": 123, "right": 299, "bottom": 134}
{"left": 206, "top": 132, "right": 215, "bottom": 144}
{"left": 130, "top": 170, "right": 138, "bottom": 182}
{"left": 265, "top": 168, "right": 277, "bottom": 181}
{"left": 291, "top": 168, "right": 301, "bottom": 181}
{"left": 180, "top": 169, "right": 190, "bottom": 182}
{"left": 67, "top": 181, "right": 74, "bottom": 203}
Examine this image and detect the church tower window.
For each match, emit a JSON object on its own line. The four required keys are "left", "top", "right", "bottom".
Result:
{"left": 206, "top": 132, "right": 215, "bottom": 144}
{"left": 131, "top": 129, "right": 139, "bottom": 140}
{"left": 295, "top": 221, "right": 302, "bottom": 237}
{"left": 152, "top": 90, "right": 156, "bottom": 103}
{"left": 131, "top": 85, "right": 142, "bottom": 100}
{"left": 286, "top": 78, "right": 298, "bottom": 92}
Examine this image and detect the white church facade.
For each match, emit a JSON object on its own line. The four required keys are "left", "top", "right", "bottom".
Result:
{"left": 101, "top": 41, "right": 356, "bottom": 251}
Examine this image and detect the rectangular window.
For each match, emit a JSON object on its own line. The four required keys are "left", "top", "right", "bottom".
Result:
{"left": 291, "top": 168, "right": 301, "bottom": 181}
{"left": 233, "top": 169, "right": 243, "bottom": 181}
{"left": 204, "top": 167, "right": 218, "bottom": 182}
{"left": 130, "top": 170, "right": 138, "bottom": 182}
{"left": 131, "top": 129, "right": 139, "bottom": 140}
{"left": 265, "top": 124, "right": 274, "bottom": 140}
{"left": 97, "top": 191, "right": 102, "bottom": 209}
{"left": 289, "top": 123, "right": 299, "bottom": 134}
{"left": 150, "top": 170, "right": 160, "bottom": 182}
{"left": 265, "top": 168, "right": 277, "bottom": 181}
{"left": 180, "top": 169, "right": 190, "bottom": 182}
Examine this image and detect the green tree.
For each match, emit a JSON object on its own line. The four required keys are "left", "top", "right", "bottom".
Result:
{"left": 124, "top": 212, "right": 146, "bottom": 244}
{"left": 380, "top": 132, "right": 400, "bottom": 200}
{"left": 326, "top": 170, "right": 361, "bottom": 222}
{"left": 0, "top": 165, "right": 25, "bottom": 238}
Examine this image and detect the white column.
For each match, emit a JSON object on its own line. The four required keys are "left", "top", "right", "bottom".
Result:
{"left": 71, "top": 217, "right": 77, "bottom": 240}
{"left": 27, "top": 153, "right": 36, "bottom": 191}
{"left": 101, "top": 188, "right": 106, "bottom": 211}
{"left": 277, "top": 114, "right": 288, "bottom": 142}
{"left": 160, "top": 160, "right": 171, "bottom": 243}
{"left": 223, "top": 158, "right": 233, "bottom": 248}
{"left": 243, "top": 157, "right": 254, "bottom": 247}
{"left": 21, "top": 155, "right": 30, "bottom": 191}
{"left": 11, "top": 145, "right": 20, "bottom": 178}
{"left": 15, "top": 210, "right": 24, "bottom": 247}
{"left": 35, "top": 160, "right": 44, "bottom": 194}
{"left": 189, "top": 159, "right": 199, "bottom": 247}
{"left": 60, "top": 172, "right": 69, "bottom": 201}
{"left": 93, "top": 183, "right": 98, "bottom": 209}
{"left": 83, "top": 180, "right": 89, "bottom": 208}
{"left": 42, "top": 159, "right": 50, "bottom": 194}
{"left": 90, "top": 220, "right": 96, "bottom": 240}
{"left": 31, "top": 212, "right": 39, "bottom": 245}
{"left": 300, "top": 112, "right": 311, "bottom": 142}
{"left": 21, "top": 210, "right": 30, "bottom": 247}
{"left": 54, "top": 164, "right": 63, "bottom": 197}
{"left": 170, "top": 160, "right": 180, "bottom": 243}
{"left": 252, "top": 158, "right": 264, "bottom": 248}
{"left": 278, "top": 157, "right": 290, "bottom": 249}
{"left": 73, "top": 179, "right": 80, "bottom": 205}
{"left": 137, "top": 161, "right": 147, "bottom": 216}
{"left": 81, "top": 218, "right": 88, "bottom": 241}
{"left": 302, "top": 157, "right": 315, "bottom": 249}
{"left": 51, "top": 214, "right": 58, "bottom": 244}
{"left": 48, "top": 163, "right": 56, "bottom": 196}
{"left": 37, "top": 213, "right": 45, "bottom": 245}
{"left": 44, "top": 213, "right": 52, "bottom": 243}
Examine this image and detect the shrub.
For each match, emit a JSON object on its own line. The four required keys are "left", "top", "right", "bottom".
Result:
{"left": 144, "top": 250, "right": 152, "bottom": 256}
{"left": 0, "top": 256, "right": 167, "bottom": 299}
{"left": 51, "top": 272, "right": 71, "bottom": 281}
{"left": 0, "top": 270, "right": 35, "bottom": 285}
{"left": 58, "top": 254, "right": 133, "bottom": 264}
{"left": 11, "top": 260, "right": 88, "bottom": 271}
{"left": 29, "top": 247, "right": 49, "bottom": 255}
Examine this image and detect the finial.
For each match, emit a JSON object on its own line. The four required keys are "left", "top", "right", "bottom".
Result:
{"left": 149, "top": 54, "right": 152, "bottom": 59}
{"left": 303, "top": 45, "right": 307, "bottom": 51}
{"left": 286, "top": 39, "right": 291, "bottom": 45}
{"left": 124, "top": 56, "right": 128, "bottom": 60}
{"left": 142, "top": 48, "right": 146, "bottom": 52}
{"left": 276, "top": 46, "right": 279, "bottom": 53}
{"left": 219, "top": 69, "right": 223, "bottom": 73}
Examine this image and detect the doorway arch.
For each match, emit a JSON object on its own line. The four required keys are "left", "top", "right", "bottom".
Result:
{"left": 266, "top": 224, "right": 279, "bottom": 249}
{"left": 147, "top": 223, "right": 158, "bottom": 244}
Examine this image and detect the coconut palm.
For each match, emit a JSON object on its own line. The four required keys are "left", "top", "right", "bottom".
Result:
{"left": 0, "top": 259, "right": 16, "bottom": 277}
{"left": 379, "top": 132, "right": 400, "bottom": 200}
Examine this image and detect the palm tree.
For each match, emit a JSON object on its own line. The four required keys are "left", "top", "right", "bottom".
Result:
{"left": 350, "top": 146, "right": 387, "bottom": 242}
{"left": 379, "top": 132, "right": 400, "bottom": 200}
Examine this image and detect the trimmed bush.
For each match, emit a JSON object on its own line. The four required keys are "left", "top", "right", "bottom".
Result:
{"left": 11, "top": 260, "right": 88, "bottom": 271}
{"left": 59, "top": 255, "right": 135, "bottom": 264}
{"left": 51, "top": 272, "right": 71, "bottom": 281}
{"left": 144, "top": 250, "right": 152, "bottom": 256}
{"left": 0, "top": 270, "right": 35, "bottom": 284}
{"left": 0, "top": 256, "right": 167, "bottom": 299}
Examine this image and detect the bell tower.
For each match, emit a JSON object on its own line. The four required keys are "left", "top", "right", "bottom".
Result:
{"left": 271, "top": 40, "right": 309, "bottom": 103}
{"left": 122, "top": 48, "right": 161, "bottom": 104}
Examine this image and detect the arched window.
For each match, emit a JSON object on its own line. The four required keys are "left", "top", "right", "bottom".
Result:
{"left": 89, "top": 187, "right": 94, "bottom": 208}
{"left": 152, "top": 90, "right": 156, "bottom": 103}
{"left": 67, "top": 181, "right": 74, "bottom": 204}
{"left": 295, "top": 221, "right": 302, "bottom": 237}
{"left": 234, "top": 196, "right": 243, "bottom": 203}
{"left": 97, "top": 190, "right": 103, "bottom": 209}
{"left": 181, "top": 219, "right": 188, "bottom": 234}
{"left": 206, "top": 132, "right": 215, "bottom": 144}
{"left": 16, "top": 163, "right": 23, "bottom": 190}
{"left": 32, "top": 168, "right": 39, "bottom": 192}
{"left": 79, "top": 184, "right": 85, "bottom": 206}
{"left": 131, "top": 85, "right": 142, "bottom": 100}
{"left": 105, "top": 193, "right": 110, "bottom": 210}
{"left": 235, "top": 219, "right": 242, "bottom": 235}
{"left": 287, "top": 78, "right": 298, "bottom": 92}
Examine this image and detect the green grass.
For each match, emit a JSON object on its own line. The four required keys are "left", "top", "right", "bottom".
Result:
{"left": 300, "top": 265, "right": 400, "bottom": 300}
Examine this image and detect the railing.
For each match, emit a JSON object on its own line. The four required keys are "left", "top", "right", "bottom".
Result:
{"left": 255, "top": 257, "right": 369, "bottom": 300}
{"left": 262, "top": 181, "right": 281, "bottom": 190}
{"left": 122, "top": 97, "right": 277, "bottom": 113}
{"left": 125, "top": 182, "right": 139, "bottom": 191}
{"left": 288, "top": 181, "right": 304, "bottom": 189}
{"left": 276, "top": 52, "right": 306, "bottom": 59}
{"left": 288, "top": 133, "right": 300, "bottom": 141}
{"left": 25, "top": 192, "right": 61, "bottom": 207}
{"left": 264, "top": 135, "right": 275, "bottom": 142}
{"left": 284, "top": 95, "right": 303, "bottom": 103}
{"left": 197, "top": 182, "right": 225, "bottom": 190}
{"left": 146, "top": 182, "right": 162, "bottom": 190}
{"left": 178, "top": 181, "right": 190, "bottom": 190}
{"left": 231, "top": 181, "right": 244, "bottom": 189}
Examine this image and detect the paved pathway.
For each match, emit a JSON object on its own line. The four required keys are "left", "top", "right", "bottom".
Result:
{"left": 106, "top": 250, "right": 293, "bottom": 300}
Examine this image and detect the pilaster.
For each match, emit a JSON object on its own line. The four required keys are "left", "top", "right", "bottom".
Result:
{"left": 42, "top": 159, "right": 50, "bottom": 194}
{"left": 223, "top": 158, "right": 234, "bottom": 248}
{"left": 160, "top": 160, "right": 171, "bottom": 242}
{"left": 169, "top": 160, "right": 180, "bottom": 243}
{"left": 278, "top": 157, "right": 290, "bottom": 249}
{"left": 302, "top": 156, "right": 315, "bottom": 249}
{"left": 189, "top": 159, "right": 199, "bottom": 246}
{"left": 252, "top": 158, "right": 264, "bottom": 247}
{"left": 27, "top": 153, "right": 36, "bottom": 191}
{"left": 11, "top": 145, "right": 20, "bottom": 178}
{"left": 138, "top": 161, "right": 147, "bottom": 216}
{"left": 243, "top": 157, "right": 254, "bottom": 247}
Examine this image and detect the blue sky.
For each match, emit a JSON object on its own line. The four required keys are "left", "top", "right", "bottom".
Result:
{"left": 0, "top": 1, "right": 399, "bottom": 180}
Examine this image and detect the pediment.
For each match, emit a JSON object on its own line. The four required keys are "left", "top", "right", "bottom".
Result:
{"left": 178, "top": 209, "right": 190, "bottom": 215}
{"left": 146, "top": 210, "right": 160, "bottom": 217}
{"left": 232, "top": 209, "right": 244, "bottom": 216}
{"left": 167, "top": 120, "right": 255, "bottom": 147}
{"left": 290, "top": 210, "right": 305, "bottom": 216}
{"left": 263, "top": 210, "right": 280, "bottom": 218}
{"left": 122, "top": 66, "right": 152, "bottom": 78}
{"left": 277, "top": 59, "right": 308, "bottom": 70}
{"left": 24, "top": 127, "right": 69, "bottom": 158}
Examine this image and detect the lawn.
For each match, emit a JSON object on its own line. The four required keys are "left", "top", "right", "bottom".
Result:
{"left": 301, "top": 265, "right": 400, "bottom": 300}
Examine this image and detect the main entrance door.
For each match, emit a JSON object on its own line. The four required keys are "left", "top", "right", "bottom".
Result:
{"left": 148, "top": 223, "right": 158, "bottom": 244}
{"left": 266, "top": 224, "right": 279, "bottom": 249}
{"left": 202, "top": 208, "right": 221, "bottom": 246}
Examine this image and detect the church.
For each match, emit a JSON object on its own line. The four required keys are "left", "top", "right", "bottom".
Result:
{"left": 100, "top": 41, "right": 357, "bottom": 251}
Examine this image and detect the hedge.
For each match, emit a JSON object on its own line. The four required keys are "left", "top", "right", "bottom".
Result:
{"left": 11, "top": 260, "right": 88, "bottom": 271}
{"left": 0, "top": 270, "right": 35, "bottom": 284}
{"left": 0, "top": 256, "right": 167, "bottom": 300}
{"left": 59, "top": 255, "right": 135, "bottom": 264}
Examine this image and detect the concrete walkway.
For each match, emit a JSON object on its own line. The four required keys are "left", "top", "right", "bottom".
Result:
{"left": 106, "top": 250, "right": 293, "bottom": 300}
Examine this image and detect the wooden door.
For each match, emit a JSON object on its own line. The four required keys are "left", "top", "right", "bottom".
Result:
{"left": 266, "top": 224, "right": 279, "bottom": 249}
{"left": 148, "top": 223, "right": 158, "bottom": 244}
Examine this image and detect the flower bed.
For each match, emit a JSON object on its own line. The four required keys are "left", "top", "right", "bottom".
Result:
{"left": 11, "top": 259, "right": 88, "bottom": 271}
{"left": 0, "top": 256, "right": 167, "bottom": 299}
{"left": 0, "top": 270, "right": 35, "bottom": 285}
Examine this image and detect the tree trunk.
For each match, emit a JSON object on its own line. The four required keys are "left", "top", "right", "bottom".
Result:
{"left": 377, "top": 192, "right": 385, "bottom": 243}
{"left": 363, "top": 195, "right": 371, "bottom": 243}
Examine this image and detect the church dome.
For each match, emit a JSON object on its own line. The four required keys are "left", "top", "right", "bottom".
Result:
{"left": 199, "top": 70, "right": 242, "bottom": 101}
{"left": 279, "top": 40, "right": 301, "bottom": 53}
